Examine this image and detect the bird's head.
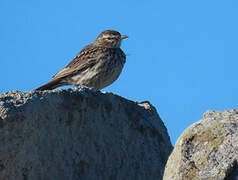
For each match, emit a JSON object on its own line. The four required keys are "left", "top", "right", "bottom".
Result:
{"left": 93, "top": 30, "right": 128, "bottom": 48}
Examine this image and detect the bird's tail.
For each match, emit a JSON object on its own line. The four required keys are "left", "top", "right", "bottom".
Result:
{"left": 35, "top": 79, "right": 67, "bottom": 91}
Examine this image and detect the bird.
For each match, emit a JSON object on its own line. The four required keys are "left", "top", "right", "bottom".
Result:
{"left": 35, "top": 30, "right": 128, "bottom": 91}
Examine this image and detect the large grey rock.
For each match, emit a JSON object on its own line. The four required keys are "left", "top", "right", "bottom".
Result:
{"left": 163, "top": 109, "right": 238, "bottom": 180}
{"left": 0, "top": 88, "right": 172, "bottom": 180}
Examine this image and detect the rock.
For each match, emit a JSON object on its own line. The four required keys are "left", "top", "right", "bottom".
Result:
{"left": 0, "top": 89, "right": 172, "bottom": 180}
{"left": 163, "top": 109, "right": 238, "bottom": 180}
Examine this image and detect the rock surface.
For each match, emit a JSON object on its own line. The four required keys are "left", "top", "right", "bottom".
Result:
{"left": 0, "top": 88, "right": 172, "bottom": 180}
{"left": 163, "top": 109, "right": 238, "bottom": 180}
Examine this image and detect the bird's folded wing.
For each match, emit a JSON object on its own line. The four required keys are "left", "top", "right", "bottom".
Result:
{"left": 52, "top": 58, "right": 97, "bottom": 80}
{"left": 52, "top": 45, "right": 104, "bottom": 80}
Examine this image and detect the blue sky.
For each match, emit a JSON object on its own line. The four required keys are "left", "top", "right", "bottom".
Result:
{"left": 1, "top": 0, "right": 238, "bottom": 144}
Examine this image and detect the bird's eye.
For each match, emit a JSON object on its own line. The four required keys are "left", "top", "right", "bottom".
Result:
{"left": 107, "top": 37, "right": 114, "bottom": 40}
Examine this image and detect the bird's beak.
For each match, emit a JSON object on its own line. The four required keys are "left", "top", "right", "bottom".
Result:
{"left": 120, "top": 35, "right": 128, "bottom": 40}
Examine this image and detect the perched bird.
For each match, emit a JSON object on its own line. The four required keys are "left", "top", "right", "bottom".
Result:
{"left": 35, "top": 30, "right": 128, "bottom": 91}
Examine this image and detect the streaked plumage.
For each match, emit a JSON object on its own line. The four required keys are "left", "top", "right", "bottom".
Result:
{"left": 35, "top": 30, "right": 128, "bottom": 91}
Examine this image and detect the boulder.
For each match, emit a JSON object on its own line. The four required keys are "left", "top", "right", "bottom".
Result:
{"left": 0, "top": 88, "right": 172, "bottom": 180}
{"left": 163, "top": 109, "right": 238, "bottom": 180}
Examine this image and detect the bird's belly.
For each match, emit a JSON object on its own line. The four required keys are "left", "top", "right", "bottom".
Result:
{"left": 99, "top": 65, "right": 123, "bottom": 89}
{"left": 70, "top": 60, "right": 124, "bottom": 90}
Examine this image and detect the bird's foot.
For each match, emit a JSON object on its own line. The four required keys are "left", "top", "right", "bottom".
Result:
{"left": 88, "top": 87, "right": 99, "bottom": 93}
{"left": 75, "top": 86, "right": 99, "bottom": 93}
{"left": 74, "top": 85, "right": 87, "bottom": 91}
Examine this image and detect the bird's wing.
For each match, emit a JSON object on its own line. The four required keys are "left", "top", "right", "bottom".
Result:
{"left": 52, "top": 45, "right": 104, "bottom": 80}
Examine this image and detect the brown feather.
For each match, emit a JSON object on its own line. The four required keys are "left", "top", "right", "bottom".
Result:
{"left": 35, "top": 79, "right": 68, "bottom": 91}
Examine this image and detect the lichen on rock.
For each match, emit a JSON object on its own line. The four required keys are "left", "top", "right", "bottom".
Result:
{"left": 163, "top": 109, "right": 238, "bottom": 180}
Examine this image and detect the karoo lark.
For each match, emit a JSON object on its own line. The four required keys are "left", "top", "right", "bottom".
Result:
{"left": 36, "top": 30, "right": 128, "bottom": 91}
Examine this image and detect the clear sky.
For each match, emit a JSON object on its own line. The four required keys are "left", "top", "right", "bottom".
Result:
{"left": 1, "top": 0, "right": 238, "bottom": 145}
